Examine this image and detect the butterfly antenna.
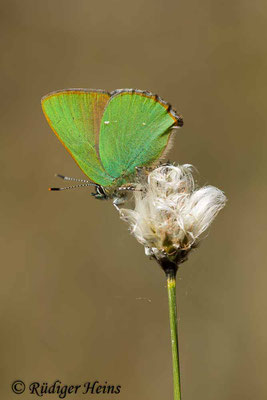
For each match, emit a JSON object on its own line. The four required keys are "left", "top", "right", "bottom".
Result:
{"left": 55, "top": 174, "right": 95, "bottom": 184}
{"left": 49, "top": 183, "right": 97, "bottom": 191}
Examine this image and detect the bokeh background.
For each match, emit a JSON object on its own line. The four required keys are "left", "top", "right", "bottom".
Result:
{"left": 1, "top": 0, "right": 266, "bottom": 399}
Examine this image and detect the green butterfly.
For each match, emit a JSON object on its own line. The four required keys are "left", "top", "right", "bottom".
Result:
{"left": 41, "top": 88, "right": 183, "bottom": 204}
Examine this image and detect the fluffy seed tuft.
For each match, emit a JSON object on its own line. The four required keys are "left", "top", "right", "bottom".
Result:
{"left": 118, "top": 164, "right": 226, "bottom": 269}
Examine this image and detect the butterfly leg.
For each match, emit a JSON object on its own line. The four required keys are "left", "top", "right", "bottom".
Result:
{"left": 117, "top": 185, "right": 137, "bottom": 192}
{"left": 113, "top": 197, "right": 125, "bottom": 208}
{"left": 112, "top": 186, "right": 134, "bottom": 207}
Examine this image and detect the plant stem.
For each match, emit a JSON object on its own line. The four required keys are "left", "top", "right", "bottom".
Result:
{"left": 166, "top": 269, "right": 182, "bottom": 400}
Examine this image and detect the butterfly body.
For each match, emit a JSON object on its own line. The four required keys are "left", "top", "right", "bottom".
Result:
{"left": 90, "top": 184, "right": 131, "bottom": 205}
{"left": 41, "top": 88, "right": 183, "bottom": 203}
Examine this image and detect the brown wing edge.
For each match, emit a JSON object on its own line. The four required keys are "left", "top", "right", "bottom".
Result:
{"left": 109, "top": 88, "right": 184, "bottom": 127}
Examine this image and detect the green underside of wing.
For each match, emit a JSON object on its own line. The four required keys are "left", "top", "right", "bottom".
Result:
{"left": 42, "top": 91, "right": 114, "bottom": 186}
{"left": 99, "top": 93, "right": 176, "bottom": 179}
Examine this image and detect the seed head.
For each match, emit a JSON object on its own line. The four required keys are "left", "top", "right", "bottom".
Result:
{"left": 118, "top": 164, "right": 226, "bottom": 271}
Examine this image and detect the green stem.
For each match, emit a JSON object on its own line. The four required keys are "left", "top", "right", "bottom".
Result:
{"left": 166, "top": 269, "right": 182, "bottom": 400}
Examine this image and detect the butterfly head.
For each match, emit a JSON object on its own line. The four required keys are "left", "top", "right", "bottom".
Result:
{"left": 91, "top": 185, "right": 109, "bottom": 200}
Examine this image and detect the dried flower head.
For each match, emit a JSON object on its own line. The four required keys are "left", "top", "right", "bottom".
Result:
{"left": 118, "top": 164, "right": 226, "bottom": 272}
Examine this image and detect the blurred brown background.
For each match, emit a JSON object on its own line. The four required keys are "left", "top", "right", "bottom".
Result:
{"left": 0, "top": 0, "right": 266, "bottom": 399}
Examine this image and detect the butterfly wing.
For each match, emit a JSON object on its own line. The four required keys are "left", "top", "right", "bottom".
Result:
{"left": 41, "top": 89, "right": 114, "bottom": 186}
{"left": 99, "top": 89, "right": 183, "bottom": 179}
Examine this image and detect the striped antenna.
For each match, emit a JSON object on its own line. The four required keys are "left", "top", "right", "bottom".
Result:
{"left": 49, "top": 183, "right": 97, "bottom": 191}
{"left": 55, "top": 174, "right": 95, "bottom": 184}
